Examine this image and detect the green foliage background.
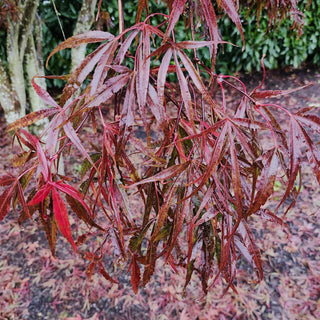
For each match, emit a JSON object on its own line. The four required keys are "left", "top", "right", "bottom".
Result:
{"left": 39, "top": 0, "right": 83, "bottom": 88}
{"left": 215, "top": 0, "right": 320, "bottom": 73}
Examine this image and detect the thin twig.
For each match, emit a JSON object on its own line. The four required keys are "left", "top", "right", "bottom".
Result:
{"left": 51, "top": 0, "right": 66, "bottom": 40}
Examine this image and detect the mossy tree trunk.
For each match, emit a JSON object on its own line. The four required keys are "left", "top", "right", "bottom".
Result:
{"left": 0, "top": 0, "right": 47, "bottom": 130}
{"left": 0, "top": 58, "right": 18, "bottom": 124}
{"left": 0, "top": 0, "right": 99, "bottom": 129}
{"left": 71, "top": 0, "right": 98, "bottom": 71}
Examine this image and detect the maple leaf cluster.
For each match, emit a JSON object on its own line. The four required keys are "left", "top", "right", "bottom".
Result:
{"left": 1, "top": 0, "right": 316, "bottom": 294}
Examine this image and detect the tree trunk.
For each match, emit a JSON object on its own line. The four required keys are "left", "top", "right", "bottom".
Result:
{"left": 24, "top": 13, "right": 48, "bottom": 132}
{"left": 0, "top": 0, "right": 98, "bottom": 128}
{"left": 2, "top": 0, "right": 43, "bottom": 126}
{"left": 0, "top": 59, "right": 18, "bottom": 124}
{"left": 71, "top": 0, "right": 98, "bottom": 72}
{"left": 6, "top": 17, "right": 26, "bottom": 120}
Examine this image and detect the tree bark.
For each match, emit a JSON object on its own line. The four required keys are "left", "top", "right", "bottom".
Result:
{"left": 0, "top": 59, "right": 18, "bottom": 124}
{"left": 71, "top": 0, "right": 98, "bottom": 72}
{"left": 3, "top": 0, "right": 42, "bottom": 124}
{"left": 6, "top": 16, "right": 26, "bottom": 120}
{"left": 24, "top": 13, "right": 48, "bottom": 132}
{"left": 0, "top": 0, "right": 97, "bottom": 128}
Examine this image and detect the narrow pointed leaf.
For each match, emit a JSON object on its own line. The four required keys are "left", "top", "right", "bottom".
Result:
{"left": 295, "top": 113, "right": 320, "bottom": 134}
{"left": 80, "top": 153, "right": 101, "bottom": 178}
{"left": 165, "top": 0, "right": 187, "bottom": 39}
{"left": 129, "top": 219, "right": 154, "bottom": 252}
{"left": 252, "top": 84, "right": 311, "bottom": 99}
{"left": 63, "top": 121, "right": 97, "bottom": 170}
{"left": 199, "top": 0, "right": 220, "bottom": 65}
{"left": 177, "top": 40, "right": 231, "bottom": 49}
{"left": 188, "top": 122, "right": 228, "bottom": 199}
{"left": 157, "top": 48, "right": 172, "bottom": 105}
{"left": 220, "top": 0, "right": 245, "bottom": 49}
{"left": 65, "top": 194, "right": 104, "bottom": 231}
{"left": 296, "top": 122, "right": 320, "bottom": 184}
{"left": 129, "top": 161, "right": 190, "bottom": 187}
{"left": 90, "top": 40, "right": 119, "bottom": 95}
{"left": 228, "top": 124, "right": 243, "bottom": 233}
{"left": 166, "top": 185, "right": 192, "bottom": 259}
{"left": 28, "top": 185, "right": 52, "bottom": 206}
{"left": 276, "top": 118, "right": 302, "bottom": 211}
{"left": 235, "top": 221, "right": 263, "bottom": 280}
{"left": 32, "top": 76, "right": 60, "bottom": 108}
{"left": 131, "top": 256, "right": 141, "bottom": 294}
{"left": 44, "top": 114, "right": 64, "bottom": 157}
{"left": 0, "top": 186, "right": 15, "bottom": 221}
{"left": 113, "top": 178, "right": 135, "bottom": 226}
{"left": 19, "top": 130, "right": 49, "bottom": 181}
{"left": 173, "top": 49, "right": 193, "bottom": 120}
{"left": 98, "top": 262, "right": 118, "bottom": 284}
{"left": 147, "top": 42, "right": 172, "bottom": 60}
{"left": 35, "top": 137, "right": 49, "bottom": 182}
{"left": 175, "top": 120, "right": 223, "bottom": 143}
{"left": 86, "top": 262, "right": 96, "bottom": 280}
{"left": 195, "top": 208, "right": 218, "bottom": 227}
{"left": 12, "top": 152, "right": 33, "bottom": 168}
{"left": 147, "top": 84, "right": 167, "bottom": 127}
{"left": 120, "top": 75, "right": 136, "bottom": 128}
{"left": 59, "top": 43, "right": 113, "bottom": 106}
{"left": 257, "top": 209, "right": 287, "bottom": 227}
{"left": 114, "top": 29, "right": 140, "bottom": 65}
{"left": 85, "top": 73, "right": 131, "bottom": 109}
{"left": 53, "top": 181, "right": 93, "bottom": 216}
{"left": 14, "top": 130, "right": 36, "bottom": 151}
{"left": 15, "top": 182, "right": 30, "bottom": 219}
{"left": 130, "top": 137, "right": 166, "bottom": 165}
{"left": 74, "top": 42, "right": 113, "bottom": 86}
{"left": 151, "top": 183, "right": 178, "bottom": 242}
{"left": 136, "top": 0, "right": 149, "bottom": 23}
{"left": 40, "top": 214, "right": 58, "bottom": 257}
{"left": 260, "top": 106, "right": 288, "bottom": 151}
{"left": 136, "top": 29, "right": 151, "bottom": 108}
{"left": 46, "top": 31, "right": 114, "bottom": 66}
{"left": 6, "top": 108, "right": 58, "bottom": 132}
{"left": 192, "top": 182, "right": 215, "bottom": 224}
{"left": 52, "top": 188, "right": 77, "bottom": 251}
{"left": 231, "top": 118, "right": 269, "bottom": 130}
{"left": 177, "top": 49, "right": 218, "bottom": 108}
{"left": 145, "top": 24, "right": 166, "bottom": 40}
{"left": 231, "top": 125, "right": 258, "bottom": 160}
{"left": 0, "top": 174, "right": 15, "bottom": 186}
{"left": 183, "top": 259, "right": 195, "bottom": 293}
{"left": 142, "top": 242, "right": 157, "bottom": 285}
{"left": 246, "top": 149, "right": 278, "bottom": 217}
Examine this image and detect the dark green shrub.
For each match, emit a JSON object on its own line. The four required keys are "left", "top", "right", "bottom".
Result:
{"left": 39, "top": 0, "right": 83, "bottom": 88}
{"left": 215, "top": 0, "right": 320, "bottom": 73}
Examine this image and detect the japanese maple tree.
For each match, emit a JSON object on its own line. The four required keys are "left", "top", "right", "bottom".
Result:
{"left": 0, "top": 0, "right": 317, "bottom": 294}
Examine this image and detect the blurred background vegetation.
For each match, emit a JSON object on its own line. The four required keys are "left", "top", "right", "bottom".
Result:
{"left": 0, "top": 0, "right": 319, "bottom": 89}
{"left": 215, "top": 0, "right": 320, "bottom": 73}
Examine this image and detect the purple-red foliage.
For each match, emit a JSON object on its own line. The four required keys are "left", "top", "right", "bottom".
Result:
{"left": 0, "top": 0, "right": 316, "bottom": 294}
